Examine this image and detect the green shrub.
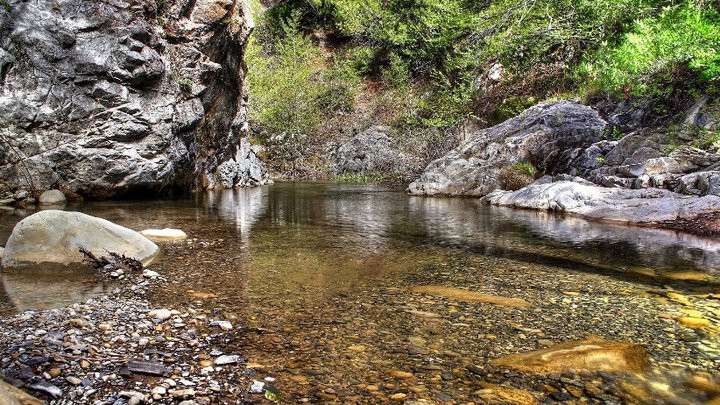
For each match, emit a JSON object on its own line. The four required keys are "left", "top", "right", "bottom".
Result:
{"left": 578, "top": 2, "right": 720, "bottom": 96}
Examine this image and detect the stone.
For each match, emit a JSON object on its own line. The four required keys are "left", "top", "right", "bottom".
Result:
{"left": 411, "top": 285, "right": 531, "bottom": 308}
{"left": 38, "top": 190, "right": 66, "bottom": 206}
{"left": 126, "top": 360, "right": 170, "bottom": 376}
{"left": 0, "top": 0, "right": 260, "bottom": 197}
{"left": 149, "top": 309, "right": 172, "bottom": 321}
{"left": 408, "top": 101, "right": 606, "bottom": 196}
{"left": 140, "top": 228, "right": 188, "bottom": 242}
{"left": 209, "top": 320, "right": 232, "bottom": 330}
{"left": 209, "top": 138, "right": 272, "bottom": 189}
{"left": 29, "top": 381, "right": 62, "bottom": 398}
{"left": 483, "top": 180, "right": 720, "bottom": 234}
{"left": 66, "top": 376, "right": 82, "bottom": 385}
{"left": 490, "top": 336, "right": 649, "bottom": 374}
{"left": 330, "top": 126, "right": 420, "bottom": 177}
{"left": 0, "top": 380, "right": 44, "bottom": 405}
{"left": 214, "top": 355, "right": 241, "bottom": 365}
{"left": 2, "top": 210, "right": 159, "bottom": 267}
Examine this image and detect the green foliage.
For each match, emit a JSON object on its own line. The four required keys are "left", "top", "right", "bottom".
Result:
{"left": 246, "top": 9, "right": 360, "bottom": 173}
{"left": 177, "top": 78, "right": 193, "bottom": 93}
{"left": 511, "top": 161, "right": 538, "bottom": 178}
{"left": 579, "top": 2, "right": 720, "bottom": 96}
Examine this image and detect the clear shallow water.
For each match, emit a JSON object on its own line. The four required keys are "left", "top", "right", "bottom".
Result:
{"left": 1, "top": 182, "right": 719, "bottom": 402}
{"left": 1, "top": 181, "right": 719, "bottom": 313}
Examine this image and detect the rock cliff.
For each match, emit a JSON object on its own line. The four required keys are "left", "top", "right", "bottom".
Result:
{"left": 0, "top": 0, "right": 268, "bottom": 198}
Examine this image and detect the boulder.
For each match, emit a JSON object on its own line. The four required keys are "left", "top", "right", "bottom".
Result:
{"left": 38, "top": 189, "right": 66, "bottom": 205}
{"left": 0, "top": 379, "right": 44, "bottom": 405}
{"left": 408, "top": 101, "right": 607, "bottom": 196}
{"left": 207, "top": 138, "right": 272, "bottom": 189}
{"left": 490, "top": 336, "right": 649, "bottom": 374}
{"left": 140, "top": 228, "right": 188, "bottom": 241}
{"left": 330, "top": 126, "right": 420, "bottom": 176}
{"left": 2, "top": 210, "right": 158, "bottom": 267}
{"left": 483, "top": 179, "right": 720, "bottom": 233}
{"left": 0, "top": 0, "right": 260, "bottom": 197}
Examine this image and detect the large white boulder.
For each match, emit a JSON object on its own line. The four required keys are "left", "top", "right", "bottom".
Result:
{"left": 1, "top": 210, "right": 159, "bottom": 267}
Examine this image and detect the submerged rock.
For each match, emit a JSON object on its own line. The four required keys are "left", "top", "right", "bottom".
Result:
{"left": 1, "top": 210, "right": 158, "bottom": 267}
{"left": 408, "top": 101, "right": 607, "bottom": 196}
{"left": 140, "top": 228, "right": 188, "bottom": 242}
{"left": 490, "top": 336, "right": 649, "bottom": 374}
{"left": 482, "top": 179, "right": 720, "bottom": 234}
{"left": 411, "top": 285, "right": 531, "bottom": 309}
{"left": 0, "top": 380, "right": 44, "bottom": 405}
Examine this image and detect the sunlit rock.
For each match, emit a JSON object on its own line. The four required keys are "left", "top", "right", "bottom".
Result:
{"left": 490, "top": 336, "right": 649, "bottom": 374}
{"left": 2, "top": 210, "right": 158, "bottom": 267}
{"left": 140, "top": 228, "right": 188, "bottom": 241}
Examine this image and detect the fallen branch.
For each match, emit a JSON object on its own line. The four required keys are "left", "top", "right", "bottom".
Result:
{"left": 79, "top": 247, "right": 143, "bottom": 273}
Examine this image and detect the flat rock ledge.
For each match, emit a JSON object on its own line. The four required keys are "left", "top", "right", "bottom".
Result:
{"left": 482, "top": 180, "right": 720, "bottom": 236}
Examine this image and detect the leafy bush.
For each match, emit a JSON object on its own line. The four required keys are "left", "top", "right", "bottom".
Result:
{"left": 578, "top": 2, "right": 720, "bottom": 96}
{"left": 499, "top": 161, "right": 538, "bottom": 191}
{"left": 246, "top": 10, "right": 360, "bottom": 174}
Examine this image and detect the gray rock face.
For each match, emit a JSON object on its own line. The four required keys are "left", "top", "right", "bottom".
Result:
{"left": 483, "top": 179, "right": 720, "bottom": 230}
{"left": 330, "top": 126, "right": 420, "bottom": 176}
{"left": 408, "top": 101, "right": 607, "bottom": 196}
{"left": 2, "top": 210, "right": 158, "bottom": 267}
{"left": 207, "top": 138, "right": 272, "bottom": 189}
{"left": 0, "top": 0, "right": 261, "bottom": 197}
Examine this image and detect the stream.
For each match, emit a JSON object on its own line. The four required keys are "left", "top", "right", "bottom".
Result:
{"left": 1, "top": 181, "right": 719, "bottom": 403}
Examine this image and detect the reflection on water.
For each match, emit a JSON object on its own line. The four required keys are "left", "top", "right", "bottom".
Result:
{"left": 0, "top": 264, "right": 113, "bottom": 315}
{"left": 1, "top": 182, "right": 719, "bottom": 313}
{"left": 1, "top": 182, "right": 719, "bottom": 402}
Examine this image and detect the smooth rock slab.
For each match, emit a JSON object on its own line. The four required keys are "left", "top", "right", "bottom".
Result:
{"left": 1, "top": 210, "right": 158, "bottom": 267}
{"left": 140, "top": 228, "right": 188, "bottom": 241}
{"left": 490, "top": 336, "right": 649, "bottom": 374}
{"left": 483, "top": 180, "right": 720, "bottom": 231}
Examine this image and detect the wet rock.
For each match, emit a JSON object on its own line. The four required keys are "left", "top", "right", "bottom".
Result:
{"left": 209, "top": 320, "right": 232, "bottom": 330}
{"left": 490, "top": 336, "right": 649, "bottom": 374}
{"left": 2, "top": 210, "right": 159, "bottom": 267}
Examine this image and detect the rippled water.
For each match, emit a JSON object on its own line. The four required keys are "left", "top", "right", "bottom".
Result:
{"left": 1, "top": 182, "right": 719, "bottom": 402}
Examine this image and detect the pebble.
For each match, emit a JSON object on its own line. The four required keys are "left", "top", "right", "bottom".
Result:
{"left": 209, "top": 320, "right": 233, "bottom": 330}
{"left": 214, "top": 355, "right": 240, "bottom": 365}
{"left": 149, "top": 309, "right": 172, "bottom": 321}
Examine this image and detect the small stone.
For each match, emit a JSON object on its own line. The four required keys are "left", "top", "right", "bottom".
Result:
{"left": 66, "top": 376, "right": 82, "bottom": 385}
{"left": 49, "top": 368, "right": 61, "bottom": 378}
{"left": 209, "top": 320, "right": 232, "bottom": 330}
{"left": 98, "top": 323, "right": 112, "bottom": 331}
{"left": 214, "top": 355, "right": 240, "bottom": 365}
{"left": 143, "top": 269, "right": 160, "bottom": 278}
{"left": 152, "top": 386, "right": 167, "bottom": 396}
{"left": 390, "top": 393, "right": 407, "bottom": 400}
{"left": 80, "top": 360, "right": 90, "bottom": 368}
{"left": 126, "top": 360, "right": 169, "bottom": 376}
{"left": 678, "top": 317, "right": 711, "bottom": 328}
{"left": 149, "top": 309, "right": 172, "bottom": 321}
{"left": 30, "top": 381, "right": 62, "bottom": 398}
{"left": 249, "top": 380, "right": 265, "bottom": 394}
{"left": 390, "top": 370, "right": 413, "bottom": 378}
